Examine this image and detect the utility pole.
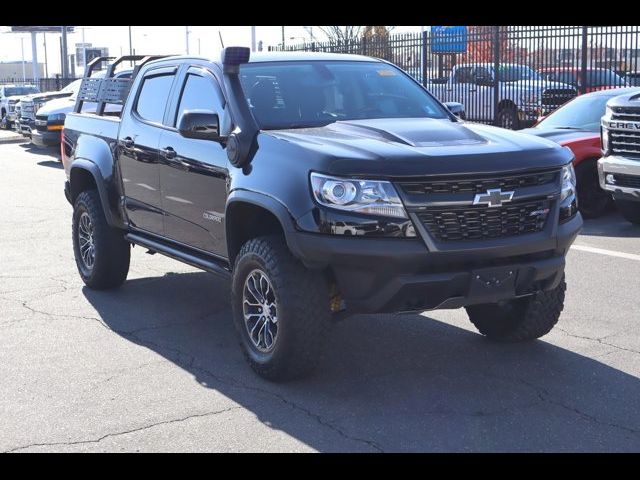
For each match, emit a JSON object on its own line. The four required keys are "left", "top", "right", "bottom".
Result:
{"left": 20, "top": 37, "right": 26, "bottom": 82}
{"left": 43, "top": 33, "right": 48, "bottom": 78}
{"left": 185, "top": 26, "right": 190, "bottom": 55}
{"left": 282, "top": 26, "right": 285, "bottom": 48}
{"left": 251, "top": 26, "right": 256, "bottom": 52}
{"left": 198, "top": 38, "right": 201, "bottom": 55}
{"left": 128, "top": 26, "right": 133, "bottom": 55}
{"left": 61, "top": 26, "right": 69, "bottom": 78}
{"left": 31, "top": 32, "right": 39, "bottom": 82}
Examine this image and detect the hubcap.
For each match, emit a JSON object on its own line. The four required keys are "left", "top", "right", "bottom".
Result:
{"left": 242, "top": 269, "right": 278, "bottom": 353}
{"left": 78, "top": 212, "right": 96, "bottom": 270}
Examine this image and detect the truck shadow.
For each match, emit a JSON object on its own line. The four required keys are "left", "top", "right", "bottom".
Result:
{"left": 580, "top": 211, "right": 640, "bottom": 238}
{"left": 83, "top": 271, "right": 640, "bottom": 452}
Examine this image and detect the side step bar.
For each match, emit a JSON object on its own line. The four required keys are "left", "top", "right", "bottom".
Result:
{"left": 125, "top": 233, "right": 231, "bottom": 280}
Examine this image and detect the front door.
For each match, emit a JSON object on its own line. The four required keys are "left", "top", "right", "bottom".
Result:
{"left": 158, "top": 66, "right": 230, "bottom": 258}
{"left": 118, "top": 66, "right": 178, "bottom": 235}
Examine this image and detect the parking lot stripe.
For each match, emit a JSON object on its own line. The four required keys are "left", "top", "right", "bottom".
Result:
{"left": 571, "top": 244, "right": 640, "bottom": 262}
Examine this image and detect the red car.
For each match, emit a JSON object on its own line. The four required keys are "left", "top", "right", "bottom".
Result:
{"left": 520, "top": 86, "right": 640, "bottom": 218}
{"left": 540, "top": 68, "right": 628, "bottom": 94}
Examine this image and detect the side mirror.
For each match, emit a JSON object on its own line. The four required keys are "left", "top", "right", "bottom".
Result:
{"left": 178, "top": 110, "right": 220, "bottom": 141}
{"left": 444, "top": 102, "right": 465, "bottom": 119}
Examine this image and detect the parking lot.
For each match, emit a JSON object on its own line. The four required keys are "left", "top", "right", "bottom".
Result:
{"left": 1, "top": 134, "right": 640, "bottom": 452}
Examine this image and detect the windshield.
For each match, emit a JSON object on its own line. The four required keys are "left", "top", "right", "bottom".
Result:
{"left": 5, "top": 86, "right": 40, "bottom": 96}
{"left": 497, "top": 65, "right": 541, "bottom": 82}
{"left": 239, "top": 61, "right": 449, "bottom": 130}
{"left": 537, "top": 93, "right": 617, "bottom": 131}
{"left": 60, "top": 79, "right": 82, "bottom": 94}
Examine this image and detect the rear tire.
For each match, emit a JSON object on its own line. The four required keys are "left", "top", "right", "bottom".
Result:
{"left": 575, "top": 159, "right": 612, "bottom": 219}
{"left": 616, "top": 199, "right": 640, "bottom": 225}
{"left": 231, "top": 235, "right": 331, "bottom": 381}
{"left": 466, "top": 276, "right": 566, "bottom": 342}
{"left": 72, "top": 189, "right": 130, "bottom": 289}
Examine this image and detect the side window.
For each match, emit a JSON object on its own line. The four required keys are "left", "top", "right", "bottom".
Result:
{"left": 453, "top": 67, "right": 473, "bottom": 84}
{"left": 474, "top": 67, "right": 492, "bottom": 83}
{"left": 135, "top": 73, "right": 175, "bottom": 124}
{"left": 175, "top": 72, "right": 229, "bottom": 133}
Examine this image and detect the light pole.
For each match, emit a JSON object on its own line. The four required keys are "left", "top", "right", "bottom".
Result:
{"left": 20, "top": 37, "right": 26, "bottom": 82}
{"left": 251, "top": 26, "right": 256, "bottom": 52}
{"left": 185, "top": 26, "right": 190, "bottom": 55}
{"left": 128, "top": 26, "right": 133, "bottom": 55}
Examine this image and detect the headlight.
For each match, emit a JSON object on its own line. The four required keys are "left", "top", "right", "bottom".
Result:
{"left": 521, "top": 92, "right": 540, "bottom": 104}
{"left": 310, "top": 173, "right": 407, "bottom": 219}
{"left": 48, "top": 113, "right": 66, "bottom": 123}
{"left": 561, "top": 163, "right": 576, "bottom": 201}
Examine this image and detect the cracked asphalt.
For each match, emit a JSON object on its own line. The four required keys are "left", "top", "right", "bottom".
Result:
{"left": 1, "top": 138, "right": 640, "bottom": 452}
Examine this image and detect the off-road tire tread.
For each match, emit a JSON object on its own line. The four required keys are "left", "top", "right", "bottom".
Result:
{"left": 467, "top": 277, "right": 566, "bottom": 342}
{"left": 232, "top": 235, "right": 330, "bottom": 381}
{"left": 72, "top": 189, "right": 130, "bottom": 289}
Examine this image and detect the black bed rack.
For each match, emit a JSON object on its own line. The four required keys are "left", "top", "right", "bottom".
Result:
{"left": 74, "top": 54, "right": 173, "bottom": 115}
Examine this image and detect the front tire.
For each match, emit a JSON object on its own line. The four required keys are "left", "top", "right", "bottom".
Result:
{"left": 72, "top": 189, "right": 130, "bottom": 289}
{"left": 231, "top": 235, "right": 331, "bottom": 381}
{"left": 575, "top": 159, "right": 612, "bottom": 219}
{"left": 615, "top": 199, "right": 640, "bottom": 225}
{"left": 466, "top": 276, "right": 566, "bottom": 342}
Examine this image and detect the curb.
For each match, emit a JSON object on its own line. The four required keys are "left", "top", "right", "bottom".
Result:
{"left": 0, "top": 135, "right": 27, "bottom": 145}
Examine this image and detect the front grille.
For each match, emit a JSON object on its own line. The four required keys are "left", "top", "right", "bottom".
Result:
{"left": 541, "top": 88, "right": 576, "bottom": 107}
{"left": 417, "top": 200, "right": 550, "bottom": 242}
{"left": 612, "top": 174, "right": 640, "bottom": 189}
{"left": 399, "top": 171, "right": 557, "bottom": 195}
{"left": 611, "top": 106, "right": 640, "bottom": 122}
{"left": 35, "top": 114, "right": 48, "bottom": 133}
{"left": 20, "top": 101, "right": 35, "bottom": 120}
{"left": 608, "top": 106, "right": 640, "bottom": 156}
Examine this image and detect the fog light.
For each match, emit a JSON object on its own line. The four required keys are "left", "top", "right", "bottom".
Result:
{"left": 606, "top": 174, "right": 616, "bottom": 185}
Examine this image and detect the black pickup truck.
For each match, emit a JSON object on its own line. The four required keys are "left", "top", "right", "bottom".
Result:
{"left": 62, "top": 49, "right": 582, "bottom": 381}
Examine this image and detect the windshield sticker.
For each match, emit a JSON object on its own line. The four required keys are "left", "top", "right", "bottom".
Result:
{"left": 377, "top": 69, "right": 397, "bottom": 77}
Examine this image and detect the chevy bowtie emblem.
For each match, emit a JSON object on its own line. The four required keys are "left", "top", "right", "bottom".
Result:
{"left": 473, "top": 188, "right": 514, "bottom": 208}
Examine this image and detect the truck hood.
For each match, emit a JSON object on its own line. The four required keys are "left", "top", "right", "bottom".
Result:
{"left": 519, "top": 127, "right": 599, "bottom": 144}
{"left": 24, "top": 91, "right": 71, "bottom": 103}
{"left": 265, "top": 117, "right": 572, "bottom": 177}
{"left": 511, "top": 79, "right": 575, "bottom": 92}
{"left": 37, "top": 96, "right": 75, "bottom": 116}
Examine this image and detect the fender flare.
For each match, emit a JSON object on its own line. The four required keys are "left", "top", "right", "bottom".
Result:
{"left": 225, "top": 189, "right": 306, "bottom": 261}
{"left": 69, "top": 159, "right": 122, "bottom": 228}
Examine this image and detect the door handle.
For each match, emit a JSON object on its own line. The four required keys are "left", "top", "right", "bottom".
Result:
{"left": 161, "top": 146, "right": 177, "bottom": 160}
{"left": 122, "top": 137, "right": 134, "bottom": 149}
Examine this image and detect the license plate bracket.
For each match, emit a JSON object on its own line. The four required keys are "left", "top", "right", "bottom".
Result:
{"left": 469, "top": 266, "right": 518, "bottom": 298}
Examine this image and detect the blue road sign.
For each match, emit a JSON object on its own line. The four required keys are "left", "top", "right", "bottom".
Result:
{"left": 431, "top": 26, "right": 467, "bottom": 53}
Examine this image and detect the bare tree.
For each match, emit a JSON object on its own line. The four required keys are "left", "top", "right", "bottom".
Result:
{"left": 316, "top": 26, "right": 364, "bottom": 44}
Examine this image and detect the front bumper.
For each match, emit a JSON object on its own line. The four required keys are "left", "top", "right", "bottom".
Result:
{"left": 17, "top": 118, "right": 34, "bottom": 137}
{"left": 287, "top": 213, "right": 582, "bottom": 314}
{"left": 31, "top": 129, "right": 61, "bottom": 148}
{"left": 598, "top": 155, "right": 640, "bottom": 202}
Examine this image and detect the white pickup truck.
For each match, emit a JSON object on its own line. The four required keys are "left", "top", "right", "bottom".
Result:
{"left": 428, "top": 63, "right": 578, "bottom": 129}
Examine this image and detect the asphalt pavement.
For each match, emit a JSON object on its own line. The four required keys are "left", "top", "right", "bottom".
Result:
{"left": 1, "top": 137, "right": 639, "bottom": 452}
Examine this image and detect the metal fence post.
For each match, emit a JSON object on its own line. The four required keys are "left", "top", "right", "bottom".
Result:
{"left": 362, "top": 36, "right": 367, "bottom": 56}
{"left": 422, "top": 30, "right": 428, "bottom": 86}
{"left": 493, "top": 26, "right": 500, "bottom": 125}
{"left": 580, "top": 26, "right": 588, "bottom": 95}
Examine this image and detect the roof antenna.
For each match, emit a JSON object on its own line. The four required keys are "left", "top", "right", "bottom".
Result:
{"left": 218, "top": 31, "right": 225, "bottom": 49}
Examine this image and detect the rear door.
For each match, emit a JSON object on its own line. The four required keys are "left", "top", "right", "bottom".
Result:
{"left": 158, "top": 65, "right": 231, "bottom": 258}
{"left": 118, "top": 65, "right": 178, "bottom": 235}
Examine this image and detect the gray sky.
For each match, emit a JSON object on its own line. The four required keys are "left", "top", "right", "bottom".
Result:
{"left": 0, "top": 26, "right": 422, "bottom": 76}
